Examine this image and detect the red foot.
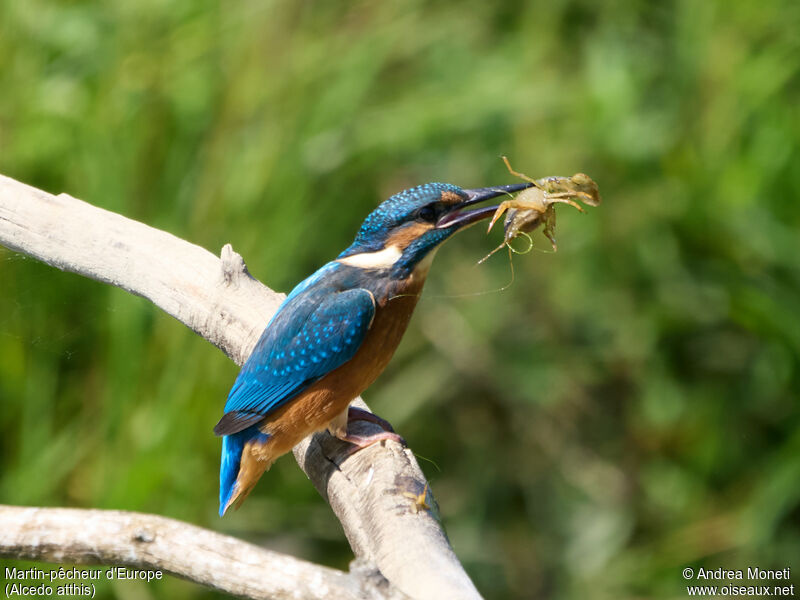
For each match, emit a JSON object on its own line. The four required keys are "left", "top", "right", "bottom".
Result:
{"left": 347, "top": 406, "right": 396, "bottom": 432}
{"left": 336, "top": 407, "right": 406, "bottom": 453}
{"left": 339, "top": 430, "right": 406, "bottom": 450}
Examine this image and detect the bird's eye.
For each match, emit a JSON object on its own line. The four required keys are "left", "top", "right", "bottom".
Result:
{"left": 416, "top": 205, "right": 437, "bottom": 223}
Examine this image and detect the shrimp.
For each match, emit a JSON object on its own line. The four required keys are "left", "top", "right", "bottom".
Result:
{"left": 480, "top": 157, "right": 600, "bottom": 262}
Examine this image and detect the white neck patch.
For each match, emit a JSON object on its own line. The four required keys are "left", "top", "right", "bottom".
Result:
{"left": 337, "top": 245, "right": 403, "bottom": 269}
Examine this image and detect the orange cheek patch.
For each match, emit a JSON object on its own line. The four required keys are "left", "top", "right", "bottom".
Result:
{"left": 385, "top": 222, "right": 432, "bottom": 250}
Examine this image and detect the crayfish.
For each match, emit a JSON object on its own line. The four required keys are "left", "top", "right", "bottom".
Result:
{"left": 480, "top": 157, "right": 600, "bottom": 262}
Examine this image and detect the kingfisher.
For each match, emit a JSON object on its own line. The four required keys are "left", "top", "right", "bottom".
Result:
{"left": 214, "top": 180, "right": 531, "bottom": 515}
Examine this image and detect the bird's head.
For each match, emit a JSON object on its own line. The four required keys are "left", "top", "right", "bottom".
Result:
{"left": 338, "top": 182, "right": 532, "bottom": 276}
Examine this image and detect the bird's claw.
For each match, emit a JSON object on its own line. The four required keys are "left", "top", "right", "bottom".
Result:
{"left": 334, "top": 407, "right": 406, "bottom": 455}
{"left": 339, "top": 431, "right": 407, "bottom": 456}
{"left": 347, "top": 406, "right": 397, "bottom": 433}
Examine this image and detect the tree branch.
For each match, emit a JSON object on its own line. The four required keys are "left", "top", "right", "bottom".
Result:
{"left": 0, "top": 174, "right": 482, "bottom": 600}
{"left": 0, "top": 506, "right": 410, "bottom": 600}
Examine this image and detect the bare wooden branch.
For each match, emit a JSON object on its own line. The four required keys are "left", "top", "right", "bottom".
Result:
{"left": 0, "top": 505, "right": 408, "bottom": 600}
{"left": 0, "top": 174, "right": 482, "bottom": 600}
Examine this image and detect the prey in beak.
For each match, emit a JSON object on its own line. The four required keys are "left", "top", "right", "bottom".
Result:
{"left": 436, "top": 183, "right": 533, "bottom": 230}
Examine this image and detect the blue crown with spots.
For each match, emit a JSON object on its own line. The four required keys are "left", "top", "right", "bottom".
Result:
{"left": 350, "top": 183, "right": 463, "bottom": 251}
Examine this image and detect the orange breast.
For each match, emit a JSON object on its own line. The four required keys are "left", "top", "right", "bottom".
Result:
{"left": 228, "top": 266, "right": 431, "bottom": 510}
{"left": 255, "top": 272, "right": 427, "bottom": 459}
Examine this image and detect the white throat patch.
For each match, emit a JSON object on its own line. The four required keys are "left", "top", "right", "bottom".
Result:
{"left": 337, "top": 245, "right": 403, "bottom": 269}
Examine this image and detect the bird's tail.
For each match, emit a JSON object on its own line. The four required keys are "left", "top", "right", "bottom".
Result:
{"left": 219, "top": 426, "right": 271, "bottom": 516}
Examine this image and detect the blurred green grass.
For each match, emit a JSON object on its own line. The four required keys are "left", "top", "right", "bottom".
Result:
{"left": 1, "top": 1, "right": 798, "bottom": 598}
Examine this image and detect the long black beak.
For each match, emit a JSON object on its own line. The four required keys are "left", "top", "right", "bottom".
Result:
{"left": 436, "top": 183, "right": 533, "bottom": 229}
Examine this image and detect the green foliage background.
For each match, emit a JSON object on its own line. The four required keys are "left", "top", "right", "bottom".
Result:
{"left": 1, "top": 1, "right": 798, "bottom": 598}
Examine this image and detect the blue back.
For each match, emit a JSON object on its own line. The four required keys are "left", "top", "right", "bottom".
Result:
{"left": 214, "top": 263, "right": 376, "bottom": 435}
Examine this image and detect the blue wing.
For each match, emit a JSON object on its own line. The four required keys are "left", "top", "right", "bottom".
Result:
{"left": 213, "top": 274, "right": 376, "bottom": 435}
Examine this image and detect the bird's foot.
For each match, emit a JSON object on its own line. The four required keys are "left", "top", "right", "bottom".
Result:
{"left": 347, "top": 406, "right": 397, "bottom": 432}
{"left": 337, "top": 430, "right": 407, "bottom": 453}
{"left": 333, "top": 407, "right": 406, "bottom": 453}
